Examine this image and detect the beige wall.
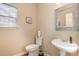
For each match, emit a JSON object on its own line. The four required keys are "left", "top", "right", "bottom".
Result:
{"left": 37, "top": 3, "right": 59, "bottom": 55}
{"left": 37, "top": 3, "right": 79, "bottom": 56}
{"left": 0, "top": 3, "right": 37, "bottom": 55}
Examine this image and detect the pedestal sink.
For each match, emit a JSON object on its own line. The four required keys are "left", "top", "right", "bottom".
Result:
{"left": 51, "top": 39, "right": 78, "bottom": 56}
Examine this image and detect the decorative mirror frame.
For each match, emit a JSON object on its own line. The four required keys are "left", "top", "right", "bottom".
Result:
{"left": 55, "top": 4, "right": 79, "bottom": 31}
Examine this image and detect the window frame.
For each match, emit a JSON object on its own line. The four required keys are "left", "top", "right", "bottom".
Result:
{"left": 0, "top": 3, "right": 17, "bottom": 28}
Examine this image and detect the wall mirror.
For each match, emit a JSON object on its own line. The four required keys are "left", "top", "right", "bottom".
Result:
{"left": 55, "top": 4, "right": 79, "bottom": 31}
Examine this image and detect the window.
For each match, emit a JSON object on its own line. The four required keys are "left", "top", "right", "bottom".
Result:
{"left": 0, "top": 3, "right": 17, "bottom": 27}
{"left": 65, "top": 13, "right": 73, "bottom": 27}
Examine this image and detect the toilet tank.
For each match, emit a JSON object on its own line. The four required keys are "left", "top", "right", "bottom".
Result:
{"left": 36, "top": 36, "right": 43, "bottom": 46}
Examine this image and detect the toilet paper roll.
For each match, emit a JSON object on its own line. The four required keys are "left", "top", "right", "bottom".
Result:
{"left": 38, "top": 30, "right": 41, "bottom": 37}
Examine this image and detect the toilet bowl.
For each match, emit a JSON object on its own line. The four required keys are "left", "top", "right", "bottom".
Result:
{"left": 26, "top": 44, "right": 40, "bottom": 56}
{"left": 25, "top": 31, "right": 43, "bottom": 56}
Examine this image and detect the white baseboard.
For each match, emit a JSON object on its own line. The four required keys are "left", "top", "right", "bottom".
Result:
{"left": 13, "top": 51, "right": 50, "bottom": 56}
{"left": 14, "top": 51, "right": 27, "bottom": 56}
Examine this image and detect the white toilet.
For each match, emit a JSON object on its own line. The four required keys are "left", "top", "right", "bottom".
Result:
{"left": 25, "top": 31, "right": 43, "bottom": 56}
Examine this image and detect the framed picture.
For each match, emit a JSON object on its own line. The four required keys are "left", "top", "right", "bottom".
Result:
{"left": 26, "top": 16, "right": 32, "bottom": 24}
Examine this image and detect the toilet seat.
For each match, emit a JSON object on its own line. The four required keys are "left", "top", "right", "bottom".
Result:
{"left": 26, "top": 44, "right": 39, "bottom": 52}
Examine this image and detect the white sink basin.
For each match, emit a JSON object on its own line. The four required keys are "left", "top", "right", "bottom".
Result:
{"left": 52, "top": 39, "right": 78, "bottom": 54}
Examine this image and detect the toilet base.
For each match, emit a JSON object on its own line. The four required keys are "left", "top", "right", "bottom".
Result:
{"left": 28, "top": 50, "right": 39, "bottom": 56}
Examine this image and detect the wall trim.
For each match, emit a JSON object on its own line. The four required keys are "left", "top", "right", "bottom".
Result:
{"left": 14, "top": 51, "right": 28, "bottom": 56}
